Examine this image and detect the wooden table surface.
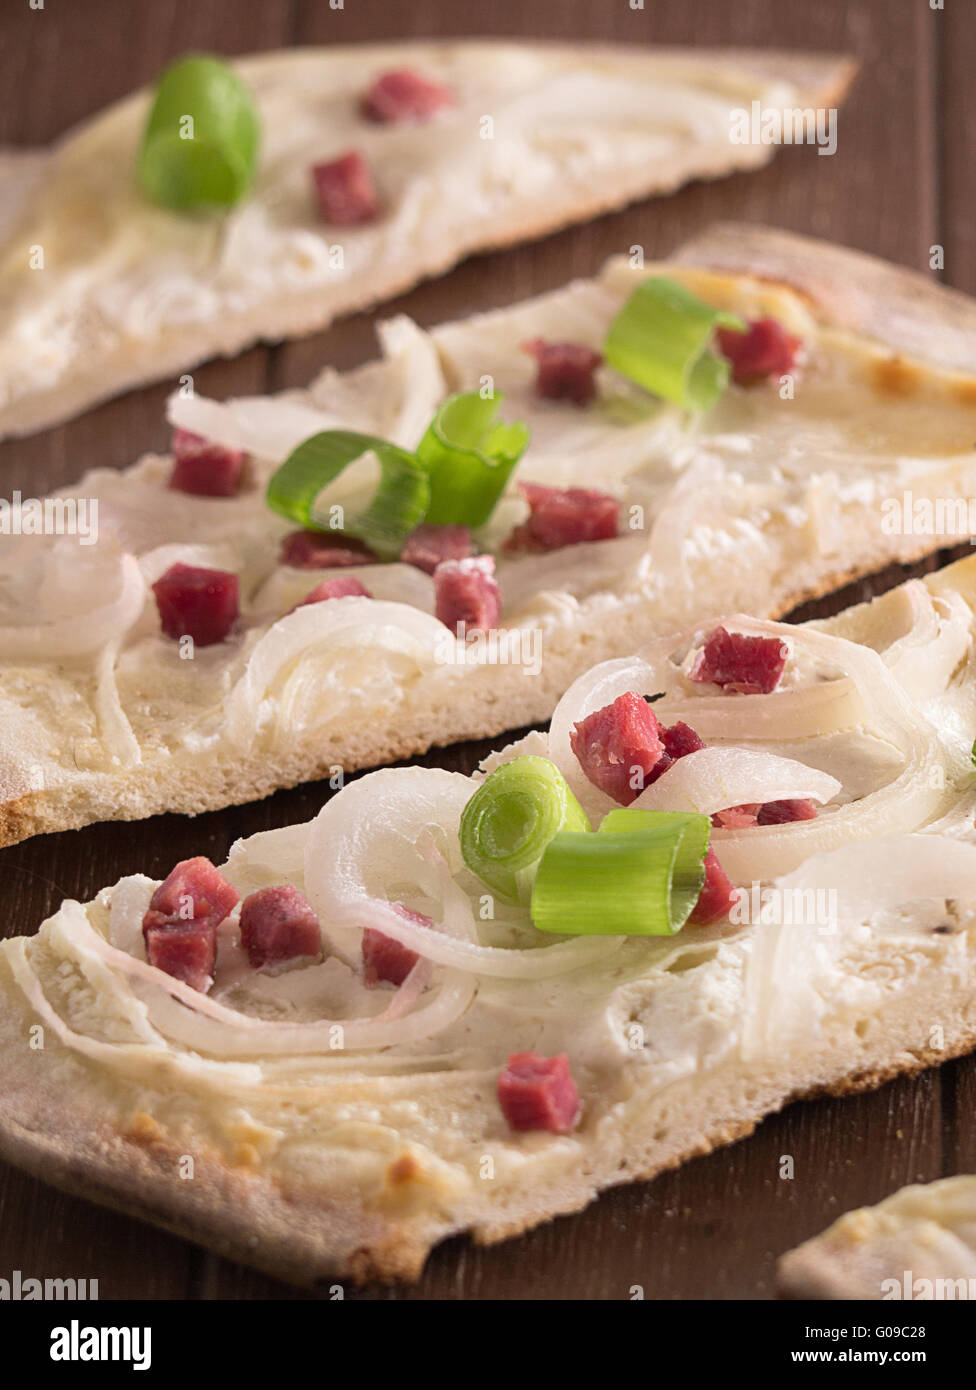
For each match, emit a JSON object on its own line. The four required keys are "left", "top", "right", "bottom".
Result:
{"left": 1, "top": 0, "right": 975, "bottom": 1301}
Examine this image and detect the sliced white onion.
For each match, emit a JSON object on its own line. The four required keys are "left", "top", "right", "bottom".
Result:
{"left": 652, "top": 677, "right": 866, "bottom": 742}
{"left": 881, "top": 585, "right": 971, "bottom": 703}
{"left": 7, "top": 925, "right": 261, "bottom": 1086}
{"left": 0, "top": 550, "right": 146, "bottom": 661}
{"left": 708, "top": 621, "right": 952, "bottom": 882}
{"left": 57, "top": 897, "right": 476, "bottom": 1056}
{"left": 93, "top": 637, "right": 141, "bottom": 767}
{"left": 374, "top": 315, "right": 449, "bottom": 450}
{"left": 303, "top": 766, "right": 623, "bottom": 977}
{"left": 632, "top": 746, "right": 841, "bottom": 816}
{"left": 223, "top": 599, "right": 449, "bottom": 749}
{"left": 167, "top": 389, "right": 340, "bottom": 464}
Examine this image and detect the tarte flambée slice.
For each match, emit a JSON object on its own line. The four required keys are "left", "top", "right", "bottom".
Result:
{"left": 0, "top": 42, "right": 855, "bottom": 439}
{"left": 778, "top": 1177, "right": 976, "bottom": 1300}
{"left": 2, "top": 554, "right": 976, "bottom": 1285}
{"left": 4, "top": 225, "right": 976, "bottom": 847}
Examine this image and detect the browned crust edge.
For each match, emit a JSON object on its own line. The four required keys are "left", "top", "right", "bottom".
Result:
{"left": 1, "top": 1009, "right": 973, "bottom": 1293}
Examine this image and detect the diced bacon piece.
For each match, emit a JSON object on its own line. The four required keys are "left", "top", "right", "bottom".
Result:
{"left": 280, "top": 530, "right": 378, "bottom": 569}
{"left": 690, "top": 626, "right": 788, "bottom": 695}
{"left": 571, "top": 692, "right": 666, "bottom": 806}
{"left": 757, "top": 798, "right": 819, "bottom": 825}
{"left": 144, "top": 922, "right": 217, "bottom": 994}
{"left": 239, "top": 886, "right": 322, "bottom": 969}
{"left": 711, "top": 804, "right": 761, "bottom": 830}
{"left": 400, "top": 523, "right": 473, "bottom": 575}
{"left": 311, "top": 150, "right": 379, "bottom": 225}
{"left": 142, "top": 856, "right": 239, "bottom": 993}
{"left": 294, "top": 576, "right": 372, "bottom": 609}
{"left": 434, "top": 555, "right": 500, "bottom": 635}
{"left": 506, "top": 481, "right": 619, "bottom": 553}
{"left": 362, "top": 906, "right": 430, "bottom": 986}
{"left": 361, "top": 68, "right": 454, "bottom": 124}
{"left": 717, "top": 317, "right": 801, "bottom": 385}
{"left": 152, "top": 562, "right": 238, "bottom": 646}
{"left": 523, "top": 338, "right": 603, "bottom": 406}
{"left": 497, "top": 1052, "right": 580, "bottom": 1134}
{"left": 689, "top": 848, "right": 737, "bottom": 926}
{"left": 143, "top": 856, "right": 240, "bottom": 933}
{"left": 660, "top": 720, "right": 705, "bottom": 761}
{"left": 169, "top": 429, "right": 245, "bottom": 497}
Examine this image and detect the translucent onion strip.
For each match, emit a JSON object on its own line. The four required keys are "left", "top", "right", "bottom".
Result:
{"left": 303, "top": 767, "right": 624, "bottom": 977}
{"left": 56, "top": 901, "right": 476, "bottom": 1056}
{"left": 632, "top": 747, "right": 841, "bottom": 817}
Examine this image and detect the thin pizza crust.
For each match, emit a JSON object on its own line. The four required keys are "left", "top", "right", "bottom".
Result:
{"left": 778, "top": 1177, "right": 976, "bottom": 1300}
{"left": 0, "top": 42, "right": 855, "bottom": 440}
{"left": 2, "top": 556, "right": 976, "bottom": 1287}
{"left": 4, "top": 224, "right": 976, "bottom": 848}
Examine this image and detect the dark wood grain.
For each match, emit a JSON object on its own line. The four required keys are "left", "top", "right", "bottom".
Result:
{"left": 0, "top": 0, "right": 972, "bottom": 1301}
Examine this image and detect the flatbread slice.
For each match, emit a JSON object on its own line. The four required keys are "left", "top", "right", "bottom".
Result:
{"left": 0, "top": 42, "right": 855, "bottom": 439}
{"left": 4, "top": 224, "right": 976, "bottom": 848}
{"left": 3, "top": 554, "right": 976, "bottom": 1286}
{"left": 778, "top": 1177, "right": 976, "bottom": 1300}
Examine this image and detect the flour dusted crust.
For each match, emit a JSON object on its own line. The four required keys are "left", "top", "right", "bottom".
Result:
{"left": 5, "top": 224, "right": 976, "bottom": 847}
{"left": 4, "top": 557, "right": 976, "bottom": 1286}
{"left": 0, "top": 42, "right": 855, "bottom": 440}
{"left": 778, "top": 1176, "right": 976, "bottom": 1300}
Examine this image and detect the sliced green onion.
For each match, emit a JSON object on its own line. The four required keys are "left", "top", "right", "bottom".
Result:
{"left": 971, "top": 735, "right": 976, "bottom": 769}
{"left": 530, "top": 808, "right": 710, "bottom": 937}
{"left": 460, "top": 757, "right": 591, "bottom": 904}
{"left": 266, "top": 430, "right": 430, "bottom": 558}
{"left": 416, "top": 392, "right": 529, "bottom": 527}
{"left": 138, "top": 55, "right": 260, "bottom": 210}
{"left": 603, "top": 276, "right": 746, "bottom": 413}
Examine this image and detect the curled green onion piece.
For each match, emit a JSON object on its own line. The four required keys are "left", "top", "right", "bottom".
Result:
{"left": 266, "top": 430, "right": 430, "bottom": 558}
{"left": 530, "top": 808, "right": 710, "bottom": 937}
{"left": 416, "top": 392, "right": 529, "bottom": 528}
{"left": 603, "top": 276, "right": 746, "bottom": 413}
{"left": 460, "top": 757, "right": 591, "bottom": 904}
{"left": 138, "top": 55, "right": 260, "bottom": 210}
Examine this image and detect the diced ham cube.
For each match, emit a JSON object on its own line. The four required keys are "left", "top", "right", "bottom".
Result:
{"left": 690, "top": 626, "right": 788, "bottom": 695}
{"left": 311, "top": 150, "right": 379, "bottom": 225}
{"left": 144, "top": 922, "right": 217, "bottom": 994}
{"left": 756, "top": 798, "right": 818, "bottom": 825}
{"left": 362, "top": 906, "right": 430, "bottom": 986}
{"left": 294, "top": 576, "right": 372, "bottom": 609}
{"left": 717, "top": 317, "right": 801, "bottom": 385}
{"left": 506, "top": 481, "right": 619, "bottom": 553}
{"left": 434, "top": 555, "right": 501, "bottom": 635}
{"left": 660, "top": 720, "right": 705, "bottom": 761}
{"left": 280, "top": 529, "right": 378, "bottom": 569}
{"left": 523, "top": 339, "right": 603, "bottom": 406}
{"left": 152, "top": 563, "right": 239, "bottom": 647}
{"left": 142, "top": 856, "right": 240, "bottom": 993}
{"left": 400, "top": 522, "right": 473, "bottom": 575}
{"left": 711, "top": 804, "right": 761, "bottom": 830}
{"left": 497, "top": 1052, "right": 580, "bottom": 1134}
{"left": 689, "top": 848, "right": 737, "bottom": 926}
{"left": 571, "top": 692, "right": 666, "bottom": 806}
{"left": 169, "top": 429, "right": 245, "bottom": 497}
{"left": 239, "top": 885, "right": 322, "bottom": 969}
{"left": 361, "top": 68, "right": 454, "bottom": 124}
{"left": 143, "top": 856, "right": 240, "bottom": 933}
